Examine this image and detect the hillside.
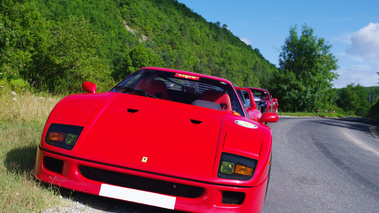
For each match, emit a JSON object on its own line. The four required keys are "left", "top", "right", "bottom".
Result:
{"left": 0, "top": 0, "right": 276, "bottom": 94}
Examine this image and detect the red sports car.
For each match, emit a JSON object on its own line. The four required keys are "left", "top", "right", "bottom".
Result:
{"left": 235, "top": 87, "right": 262, "bottom": 122}
{"left": 247, "top": 88, "right": 279, "bottom": 114}
{"left": 34, "top": 67, "right": 278, "bottom": 212}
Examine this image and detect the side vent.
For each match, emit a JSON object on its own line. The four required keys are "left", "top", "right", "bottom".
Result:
{"left": 127, "top": 108, "right": 139, "bottom": 113}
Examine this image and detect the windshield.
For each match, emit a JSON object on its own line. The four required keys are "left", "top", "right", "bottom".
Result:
{"left": 110, "top": 69, "right": 245, "bottom": 116}
{"left": 250, "top": 89, "right": 269, "bottom": 100}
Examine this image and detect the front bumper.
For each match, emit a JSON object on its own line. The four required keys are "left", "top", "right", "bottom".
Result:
{"left": 34, "top": 146, "right": 267, "bottom": 213}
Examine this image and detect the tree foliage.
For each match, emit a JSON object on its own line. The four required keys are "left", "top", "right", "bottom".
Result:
{"left": 367, "top": 97, "right": 379, "bottom": 120}
{"left": 0, "top": 0, "right": 50, "bottom": 91}
{"left": 366, "top": 86, "right": 379, "bottom": 106}
{"left": 29, "top": 15, "right": 115, "bottom": 93}
{"left": 1, "top": 0, "right": 277, "bottom": 94}
{"left": 0, "top": 0, "right": 115, "bottom": 94}
{"left": 336, "top": 84, "right": 369, "bottom": 116}
{"left": 269, "top": 25, "right": 338, "bottom": 112}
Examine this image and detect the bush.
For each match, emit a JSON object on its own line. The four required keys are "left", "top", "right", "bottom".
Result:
{"left": 10, "top": 79, "right": 29, "bottom": 93}
{"left": 0, "top": 79, "right": 11, "bottom": 94}
{"left": 0, "top": 79, "right": 29, "bottom": 94}
{"left": 367, "top": 97, "right": 379, "bottom": 120}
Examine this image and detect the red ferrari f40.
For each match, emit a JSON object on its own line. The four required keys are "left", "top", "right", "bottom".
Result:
{"left": 34, "top": 67, "right": 278, "bottom": 212}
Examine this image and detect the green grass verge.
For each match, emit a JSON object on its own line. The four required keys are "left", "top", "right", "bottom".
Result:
{"left": 0, "top": 91, "right": 67, "bottom": 212}
{"left": 278, "top": 111, "right": 346, "bottom": 118}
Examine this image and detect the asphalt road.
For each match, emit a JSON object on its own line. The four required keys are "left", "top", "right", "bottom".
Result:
{"left": 263, "top": 117, "right": 379, "bottom": 213}
{"left": 56, "top": 116, "right": 379, "bottom": 213}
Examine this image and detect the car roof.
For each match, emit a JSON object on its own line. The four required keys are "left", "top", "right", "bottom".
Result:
{"left": 246, "top": 87, "right": 269, "bottom": 93}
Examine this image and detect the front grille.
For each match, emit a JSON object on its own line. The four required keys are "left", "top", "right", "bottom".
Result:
{"left": 222, "top": 191, "right": 245, "bottom": 205}
{"left": 79, "top": 166, "right": 204, "bottom": 198}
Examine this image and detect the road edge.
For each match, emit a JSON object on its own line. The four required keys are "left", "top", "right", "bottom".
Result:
{"left": 369, "top": 126, "right": 379, "bottom": 139}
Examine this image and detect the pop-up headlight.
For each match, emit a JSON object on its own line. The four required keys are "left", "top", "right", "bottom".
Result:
{"left": 218, "top": 152, "right": 257, "bottom": 180}
{"left": 45, "top": 124, "right": 84, "bottom": 150}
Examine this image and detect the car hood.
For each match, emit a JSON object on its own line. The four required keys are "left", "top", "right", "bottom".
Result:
{"left": 45, "top": 92, "right": 268, "bottom": 181}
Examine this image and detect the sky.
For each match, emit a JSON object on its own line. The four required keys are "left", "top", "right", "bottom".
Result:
{"left": 177, "top": 0, "right": 379, "bottom": 88}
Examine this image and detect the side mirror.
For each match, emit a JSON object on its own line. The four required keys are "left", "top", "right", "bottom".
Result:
{"left": 259, "top": 112, "right": 278, "bottom": 123}
{"left": 273, "top": 98, "right": 278, "bottom": 102}
{"left": 82, "top": 81, "right": 97, "bottom": 94}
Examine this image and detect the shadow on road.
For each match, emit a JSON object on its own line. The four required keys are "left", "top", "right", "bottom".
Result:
{"left": 310, "top": 116, "right": 379, "bottom": 138}
{"left": 339, "top": 116, "right": 379, "bottom": 126}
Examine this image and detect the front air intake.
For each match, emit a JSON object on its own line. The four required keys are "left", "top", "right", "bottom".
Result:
{"left": 222, "top": 191, "right": 245, "bottom": 205}
{"left": 79, "top": 166, "right": 204, "bottom": 198}
{"left": 43, "top": 156, "right": 64, "bottom": 174}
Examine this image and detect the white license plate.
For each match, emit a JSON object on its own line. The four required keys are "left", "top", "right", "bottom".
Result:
{"left": 99, "top": 183, "right": 176, "bottom": 210}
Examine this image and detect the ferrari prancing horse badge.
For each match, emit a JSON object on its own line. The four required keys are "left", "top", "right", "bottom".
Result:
{"left": 142, "top": 156, "right": 148, "bottom": 163}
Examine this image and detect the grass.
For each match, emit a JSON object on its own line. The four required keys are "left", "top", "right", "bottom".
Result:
{"left": 278, "top": 111, "right": 346, "bottom": 118}
{"left": 0, "top": 91, "right": 67, "bottom": 212}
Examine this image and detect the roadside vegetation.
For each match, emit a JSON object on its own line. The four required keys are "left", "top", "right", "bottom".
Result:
{"left": 1, "top": 0, "right": 275, "bottom": 95}
{"left": 0, "top": 89, "right": 66, "bottom": 212}
{"left": 278, "top": 111, "right": 346, "bottom": 118}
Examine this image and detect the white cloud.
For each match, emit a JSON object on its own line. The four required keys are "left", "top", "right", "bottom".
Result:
{"left": 240, "top": 37, "right": 252, "bottom": 45}
{"left": 346, "top": 23, "right": 379, "bottom": 62}
{"left": 333, "top": 23, "right": 379, "bottom": 88}
{"left": 332, "top": 63, "right": 378, "bottom": 88}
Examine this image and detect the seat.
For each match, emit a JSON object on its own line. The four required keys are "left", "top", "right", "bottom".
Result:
{"left": 135, "top": 78, "right": 169, "bottom": 100}
{"left": 198, "top": 90, "right": 232, "bottom": 112}
{"left": 191, "top": 100, "right": 222, "bottom": 111}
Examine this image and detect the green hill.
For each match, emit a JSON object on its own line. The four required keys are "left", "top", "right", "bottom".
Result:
{"left": 0, "top": 0, "right": 277, "bottom": 94}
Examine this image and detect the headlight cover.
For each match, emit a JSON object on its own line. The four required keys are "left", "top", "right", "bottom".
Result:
{"left": 218, "top": 152, "right": 257, "bottom": 180}
{"left": 45, "top": 124, "right": 84, "bottom": 150}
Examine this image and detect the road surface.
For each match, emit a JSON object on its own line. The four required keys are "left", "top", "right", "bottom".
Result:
{"left": 263, "top": 117, "right": 379, "bottom": 213}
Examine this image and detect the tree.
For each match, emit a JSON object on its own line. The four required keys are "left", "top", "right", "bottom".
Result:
{"left": 29, "top": 15, "right": 114, "bottom": 93}
{"left": 367, "top": 97, "right": 379, "bottom": 120}
{"left": 336, "top": 84, "right": 369, "bottom": 116}
{"left": 0, "top": 0, "right": 51, "bottom": 91}
{"left": 270, "top": 24, "right": 338, "bottom": 112}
